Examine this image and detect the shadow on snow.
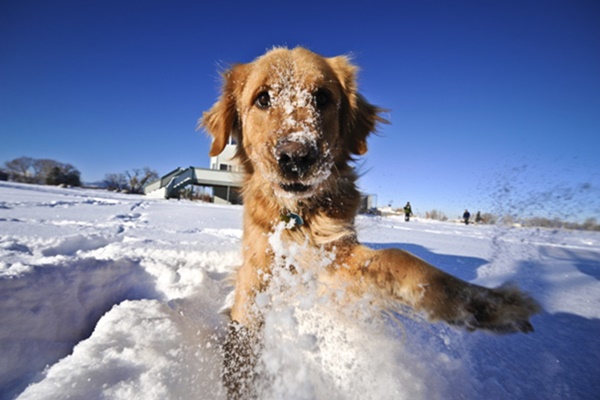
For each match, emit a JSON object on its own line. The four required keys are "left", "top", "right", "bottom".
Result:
{"left": 0, "top": 257, "right": 163, "bottom": 400}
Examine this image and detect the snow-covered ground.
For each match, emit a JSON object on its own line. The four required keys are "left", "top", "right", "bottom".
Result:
{"left": 1, "top": 181, "right": 599, "bottom": 400}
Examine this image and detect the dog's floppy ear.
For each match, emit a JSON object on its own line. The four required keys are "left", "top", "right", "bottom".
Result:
{"left": 327, "top": 56, "right": 388, "bottom": 156}
{"left": 200, "top": 64, "right": 248, "bottom": 156}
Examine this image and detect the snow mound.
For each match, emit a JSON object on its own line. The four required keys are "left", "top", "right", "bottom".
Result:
{"left": 1, "top": 182, "right": 599, "bottom": 399}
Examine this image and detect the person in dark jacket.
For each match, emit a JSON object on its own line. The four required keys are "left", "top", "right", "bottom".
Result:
{"left": 404, "top": 202, "right": 413, "bottom": 222}
{"left": 475, "top": 211, "right": 482, "bottom": 223}
{"left": 463, "top": 209, "right": 471, "bottom": 225}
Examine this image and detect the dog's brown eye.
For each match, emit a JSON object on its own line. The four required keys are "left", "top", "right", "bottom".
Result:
{"left": 314, "top": 89, "right": 330, "bottom": 109}
{"left": 255, "top": 91, "right": 271, "bottom": 109}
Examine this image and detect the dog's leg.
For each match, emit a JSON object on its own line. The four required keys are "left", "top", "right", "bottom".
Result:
{"left": 223, "top": 269, "right": 263, "bottom": 400}
{"left": 223, "top": 230, "right": 271, "bottom": 399}
{"left": 340, "top": 246, "right": 540, "bottom": 333}
{"left": 222, "top": 321, "right": 260, "bottom": 399}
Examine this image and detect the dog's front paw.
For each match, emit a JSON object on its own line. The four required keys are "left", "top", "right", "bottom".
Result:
{"left": 223, "top": 322, "right": 260, "bottom": 399}
{"left": 450, "top": 283, "right": 541, "bottom": 334}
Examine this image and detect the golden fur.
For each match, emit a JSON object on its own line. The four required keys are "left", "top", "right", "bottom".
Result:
{"left": 201, "top": 47, "right": 540, "bottom": 397}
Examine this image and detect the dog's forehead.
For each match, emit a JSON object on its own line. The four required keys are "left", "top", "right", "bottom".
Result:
{"left": 247, "top": 48, "right": 337, "bottom": 91}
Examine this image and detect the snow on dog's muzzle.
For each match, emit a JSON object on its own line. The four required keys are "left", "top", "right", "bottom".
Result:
{"left": 275, "top": 138, "right": 319, "bottom": 180}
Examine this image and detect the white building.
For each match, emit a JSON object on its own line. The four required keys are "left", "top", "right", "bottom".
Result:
{"left": 210, "top": 137, "right": 241, "bottom": 172}
{"left": 144, "top": 137, "right": 242, "bottom": 203}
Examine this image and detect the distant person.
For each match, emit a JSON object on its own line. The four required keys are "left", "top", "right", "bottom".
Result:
{"left": 404, "top": 202, "right": 413, "bottom": 222}
{"left": 475, "top": 211, "right": 482, "bottom": 223}
{"left": 463, "top": 209, "right": 471, "bottom": 225}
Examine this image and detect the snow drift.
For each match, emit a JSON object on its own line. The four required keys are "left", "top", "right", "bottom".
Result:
{"left": 1, "top": 181, "right": 599, "bottom": 399}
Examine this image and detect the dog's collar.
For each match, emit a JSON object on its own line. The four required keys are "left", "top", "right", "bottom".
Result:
{"left": 280, "top": 211, "right": 304, "bottom": 229}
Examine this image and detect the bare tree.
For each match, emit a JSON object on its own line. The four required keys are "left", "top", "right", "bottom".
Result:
{"left": 33, "top": 159, "right": 60, "bottom": 184}
{"left": 3, "top": 157, "right": 81, "bottom": 186}
{"left": 4, "top": 157, "right": 35, "bottom": 183}
{"left": 46, "top": 163, "right": 81, "bottom": 186}
{"left": 126, "top": 167, "right": 159, "bottom": 194}
{"left": 104, "top": 167, "right": 158, "bottom": 193}
{"left": 479, "top": 212, "right": 497, "bottom": 225}
{"left": 425, "top": 209, "right": 448, "bottom": 221}
{"left": 103, "top": 173, "right": 128, "bottom": 191}
{"left": 582, "top": 217, "right": 599, "bottom": 231}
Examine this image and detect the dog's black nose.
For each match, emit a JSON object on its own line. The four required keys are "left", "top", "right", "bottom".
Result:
{"left": 275, "top": 139, "right": 318, "bottom": 178}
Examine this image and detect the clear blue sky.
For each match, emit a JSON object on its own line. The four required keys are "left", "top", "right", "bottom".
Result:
{"left": 1, "top": 0, "right": 599, "bottom": 220}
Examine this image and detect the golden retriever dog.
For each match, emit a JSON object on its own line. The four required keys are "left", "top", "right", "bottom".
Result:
{"left": 201, "top": 47, "right": 540, "bottom": 398}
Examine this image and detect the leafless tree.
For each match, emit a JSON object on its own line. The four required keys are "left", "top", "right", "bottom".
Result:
{"left": 104, "top": 167, "right": 158, "bottom": 193}
{"left": 103, "top": 173, "right": 128, "bottom": 191}
{"left": 425, "top": 209, "right": 448, "bottom": 221}
{"left": 126, "top": 167, "right": 159, "bottom": 194}
{"left": 479, "top": 213, "right": 497, "bottom": 224}
{"left": 4, "top": 157, "right": 36, "bottom": 183}
{"left": 45, "top": 163, "right": 81, "bottom": 186}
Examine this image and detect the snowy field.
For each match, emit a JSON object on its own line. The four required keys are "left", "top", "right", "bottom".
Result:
{"left": 1, "top": 181, "right": 599, "bottom": 400}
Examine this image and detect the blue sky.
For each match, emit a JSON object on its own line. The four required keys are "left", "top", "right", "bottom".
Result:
{"left": 1, "top": 0, "right": 599, "bottom": 220}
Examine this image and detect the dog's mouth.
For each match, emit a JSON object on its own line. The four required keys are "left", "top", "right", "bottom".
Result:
{"left": 274, "top": 161, "right": 334, "bottom": 197}
{"left": 279, "top": 182, "right": 312, "bottom": 193}
{"left": 267, "top": 138, "right": 334, "bottom": 197}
